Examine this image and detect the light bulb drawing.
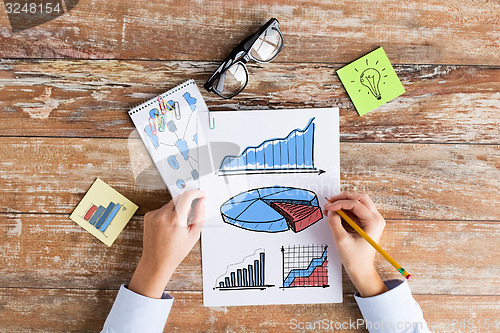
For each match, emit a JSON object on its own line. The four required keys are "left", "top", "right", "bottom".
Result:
{"left": 339, "top": 47, "right": 405, "bottom": 116}
{"left": 360, "top": 68, "right": 381, "bottom": 100}
{"left": 350, "top": 59, "right": 389, "bottom": 101}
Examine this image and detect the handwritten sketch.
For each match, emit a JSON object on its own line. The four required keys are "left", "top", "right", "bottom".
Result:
{"left": 200, "top": 108, "right": 342, "bottom": 306}
{"left": 82, "top": 201, "right": 126, "bottom": 233}
{"left": 220, "top": 186, "right": 323, "bottom": 233}
{"left": 214, "top": 249, "right": 274, "bottom": 291}
{"left": 360, "top": 67, "right": 383, "bottom": 100}
{"left": 141, "top": 93, "right": 199, "bottom": 189}
{"left": 69, "top": 178, "right": 138, "bottom": 247}
{"left": 282, "top": 244, "right": 329, "bottom": 288}
{"left": 351, "top": 58, "right": 389, "bottom": 101}
{"left": 218, "top": 118, "right": 325, "bottom": 176}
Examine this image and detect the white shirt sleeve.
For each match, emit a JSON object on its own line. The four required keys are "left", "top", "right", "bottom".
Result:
{"left": 354, "top": 279, "right": 431, "bottom": 333}
{"left": 101, "top": 285, "right": 174, "bottom": 333}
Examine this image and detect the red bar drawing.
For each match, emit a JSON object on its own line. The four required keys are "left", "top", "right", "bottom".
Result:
{"left": 84, "top": 205, "right": 98, "bottom": 220}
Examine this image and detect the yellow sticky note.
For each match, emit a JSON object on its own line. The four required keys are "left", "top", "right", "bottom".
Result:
{"left": 70, "top": 178, "right": 138, "bottom": 246}
{"left": 337, "top": 47, "right": 405, "bottom": 116}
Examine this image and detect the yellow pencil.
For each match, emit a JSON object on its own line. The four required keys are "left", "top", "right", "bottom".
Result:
{"left": 325, "top": 198, "right": 412, "bottom": 280}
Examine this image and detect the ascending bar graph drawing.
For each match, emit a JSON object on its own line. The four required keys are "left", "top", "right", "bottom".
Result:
{"left": 83, "top": 201, "right": 123, "bottom": 233}
{"left": 218, "top": 118, "right": 325, "bottom": 176}
{"left": 69, "top": 178, "right": 138, "bottom": 247}
{"left": 214, "top": 249, "right": 274, "bottom": 291}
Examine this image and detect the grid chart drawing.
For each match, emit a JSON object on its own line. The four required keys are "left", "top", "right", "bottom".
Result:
{"left": 214, "top": 250, "right": 274, "bottom": 291}
{"left": 83, "top": 202, "right": 123, "bottom": 233}
{"left": 218, "top": 117, "right": 316, "bottom": 175}
{"left": 281, "top": 244, "right": 329, "bottom": 288}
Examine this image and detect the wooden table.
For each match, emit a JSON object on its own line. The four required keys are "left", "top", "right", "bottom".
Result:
{"left": 0, "top": 1, "right": 499, "bottom": 332}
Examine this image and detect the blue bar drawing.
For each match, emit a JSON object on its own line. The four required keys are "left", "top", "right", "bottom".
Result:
{"left": 288, "top": 133, "right": 296, "bottom": 168}
{"left": 247, "top": 148, "right": 256, "bottom": 168}
{"left": 243, "top": 268, "right": 248, "bottom": 287}
{"left": 280, "top": 140, "right": 288, "bottom": 167}
{"left": 264, "top": 142, "right": 273, "bottom": 169}
{"left": 230, "top": 158, "right": 237, "bottom": 169}
{"left": 296, "top": 131, "right": 304, "bottom": 167}
{"left": 219, "top": 282, "right": 224, "bottom": 288}
{"left": 304, "top": 122, "right": 314, "bottom": 167}
{"left": 255, "top": 148, "right": 264, "bottom": 169}
{"left": 95, "top": 202, "right": 116, "bottom": 229}
{"left": 89, "top": 206, "right": 105, "bottom": 225}
{"left": 248, "top": 265, "right": 254, "bottom": 286}
{"left": 225, "top": 277, "right": 230, "bottom": 288}
{"left": 237, "top": 269, "right": 242, "bottom": 287}
{"left": 99, "top": 203, "right": 121, "bottom": 232}
{"left": 273, "top": 141, "right": 280, "bottom": 168}
{"left": 254, "top": 260, "right": 260, "bottom": 286}
{"left": 230, "top": 272, "right": 236, "bottom": 287}
{"left": 260, "top": 252, "right": 265, "bottom": 285}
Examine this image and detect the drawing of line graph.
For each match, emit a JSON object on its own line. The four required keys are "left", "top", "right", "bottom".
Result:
{"left": 281, "top": 244, "right": 329, "bottom": 288}
{"left": 218, "top": 118, "right": 318, "bottom": 176}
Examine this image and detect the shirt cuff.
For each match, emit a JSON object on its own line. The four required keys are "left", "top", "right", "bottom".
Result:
{"left": 354, "top": 279, "right": 429, "bottom": 333}
{"left": 102, "top": 285, "right": 174, "bottom": 333}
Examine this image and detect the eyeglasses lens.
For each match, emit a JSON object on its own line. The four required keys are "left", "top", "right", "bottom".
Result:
{"left": 214, "top": 62, "right": 248, "bottom": 98}
{"left": 250, "top": 27, "right": 283, "bottom": 62}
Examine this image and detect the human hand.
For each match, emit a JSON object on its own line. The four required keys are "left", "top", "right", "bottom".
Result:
{"left": 128, "top": 190, "right": 206, "bottom": 299}
{"left": 324, "top": 191, "right": 388, "bottom": 297}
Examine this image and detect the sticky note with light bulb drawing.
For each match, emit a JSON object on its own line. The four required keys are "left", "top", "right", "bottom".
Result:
{"left": 337, "top": 47, "right": 405, "bottom": 116}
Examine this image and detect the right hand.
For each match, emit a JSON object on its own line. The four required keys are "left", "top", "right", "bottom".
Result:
{"left": 324, "top": 191, "right": 388, "bottom": 297}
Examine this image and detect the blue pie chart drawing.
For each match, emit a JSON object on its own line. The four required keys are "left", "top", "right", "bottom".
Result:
{"left": 220, "top": 186, "right": 323, "bottom": 233}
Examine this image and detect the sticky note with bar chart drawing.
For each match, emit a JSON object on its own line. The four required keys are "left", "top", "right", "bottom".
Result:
{"left": 70, "top": 178, "right": 138, "bottom": 246}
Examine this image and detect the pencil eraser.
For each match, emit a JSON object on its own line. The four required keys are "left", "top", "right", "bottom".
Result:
{"left": 406, "top": 274, "right": 412, "bottom": 280}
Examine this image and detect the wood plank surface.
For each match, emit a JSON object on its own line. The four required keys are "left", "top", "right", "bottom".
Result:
{"left": 1, "top": 0, "right": 499, "bottom": 330}
{"left": 1, "top": 137, "right": 498, "bottom": 219}
{"left": 0, "top": 287, "right": 498, "bottom": 333}
{"left": 0, "top": 0, "right": 499, "bottom": 65}
{"left": 1, "top": 60, "right": 499, "bottom": 143}
{"left": 0, "top": 213, "right": 499, "bottom": 296}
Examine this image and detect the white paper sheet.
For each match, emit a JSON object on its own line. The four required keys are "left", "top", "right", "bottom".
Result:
{"left": 128, "top": 80, "right": 207, "bottom": 198}
{"left": 199, "top": 108, "right": 342, "bottom": 306}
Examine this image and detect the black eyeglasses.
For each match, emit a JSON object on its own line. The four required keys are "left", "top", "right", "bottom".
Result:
{"left": 204, "top": 18, "right": 284, "bottom": 99}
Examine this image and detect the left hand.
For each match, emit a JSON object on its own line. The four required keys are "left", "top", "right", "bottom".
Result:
{"left": 128, "top": 190, "right": 206, "bottom": 298}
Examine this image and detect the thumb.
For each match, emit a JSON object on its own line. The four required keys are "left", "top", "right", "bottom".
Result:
{"left": 327, "top": 210, "right": 348, "bottom": 242}
{"left": 188, "top": 197, "right": 206, "bottom": 236}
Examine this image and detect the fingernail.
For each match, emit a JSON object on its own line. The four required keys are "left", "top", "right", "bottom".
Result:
{"left": 327, "top": 210, "right": 332, "bottom": 216}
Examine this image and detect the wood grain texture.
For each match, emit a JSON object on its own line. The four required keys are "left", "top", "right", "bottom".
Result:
{"left": 1, "top": 60, "right": 499, "bottom": 143}
{"left": 1, "top": 0, "right": 499, "bottom": 329}
{"left": 0, "top": 288, "right": 498, "bottom": 332}
{"left": 1, "top": 137, "right": 498, "bottom": 219}
{"left": 0, "top": 0, "right": 499, "bottom": 65}
{"left": 0, "top": 213, "right": 499, "bottom": 296}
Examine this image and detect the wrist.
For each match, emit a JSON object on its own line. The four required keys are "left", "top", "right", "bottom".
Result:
{"left": 128, "top": 258, "right": 175, "bottom": 299}
{"left": 346, "top": 266, "right": 388, "bottom": 298}
{"left": 139, "top": 255, "right": 177, "bottom": 279}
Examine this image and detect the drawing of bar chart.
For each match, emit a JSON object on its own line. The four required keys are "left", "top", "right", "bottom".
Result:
{"left": 82, "top": 201, "right": 124, "bottom": 234}
{"left": 282, "top": 244, "right": 329, "bottom": 288}
{"left": 217, "top": 117, "right": 318, "bottom": 175}
{"left": 214, "top": 249, "right": 274, "bottom": 291}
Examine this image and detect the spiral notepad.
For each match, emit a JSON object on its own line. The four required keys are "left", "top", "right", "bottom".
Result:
{"left": 128, "top": 79, "right": 208, "bottom": 198}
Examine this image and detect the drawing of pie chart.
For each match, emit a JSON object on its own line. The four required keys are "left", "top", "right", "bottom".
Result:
{"left": 220, "top": 186, "right": 323, "bottom": 233}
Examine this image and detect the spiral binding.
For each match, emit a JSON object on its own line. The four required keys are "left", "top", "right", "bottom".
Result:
{"left": 128, "top": 79, "right": 196, "bottom": 115}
